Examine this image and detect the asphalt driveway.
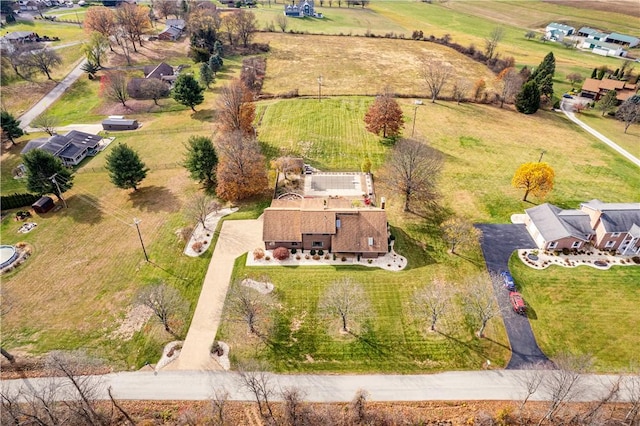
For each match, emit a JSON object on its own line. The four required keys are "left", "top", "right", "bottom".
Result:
{"left": 475, "top": 224, "right": 551, "bottom": 370}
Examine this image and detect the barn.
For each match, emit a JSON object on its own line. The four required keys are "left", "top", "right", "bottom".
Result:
{"left": 102, "top": 117, "right": 139, "bottom": 131}
{"left": 32, "top": 196, "right": 55, "bottom": 214}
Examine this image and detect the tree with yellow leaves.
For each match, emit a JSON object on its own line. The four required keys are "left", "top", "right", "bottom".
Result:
{"left": 512, "top": 162, "right": 555, "bottom": 202}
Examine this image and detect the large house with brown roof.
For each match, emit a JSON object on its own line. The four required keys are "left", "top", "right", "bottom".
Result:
{"left": 524, "top": 200, "right": 640, "bottom": 255}
{"left": 263, "top": 197, "right": 388, "bottom": 258}
{"left": 580, "top": 78, "right": 638, "bottom": 102}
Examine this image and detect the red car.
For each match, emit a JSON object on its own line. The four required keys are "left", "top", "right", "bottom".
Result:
{"left": 509, "top": 292, "right": 527, "bottom": 315}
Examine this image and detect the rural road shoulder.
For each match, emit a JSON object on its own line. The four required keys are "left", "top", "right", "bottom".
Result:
{"left": 560, "top": 100, "right": 640, "bottom": 167}
{"left": 3, "top": 370, "right": 636, "bottom": 403}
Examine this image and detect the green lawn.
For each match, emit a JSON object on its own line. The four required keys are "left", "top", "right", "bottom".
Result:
{"left": 576, "top": 110, "right": 640, "bottom": 158}
{"left": 219, "top": 250, "right": 510, "bottom": 373}
{"left": 510, "top": 257, "right": 640, "bottom": 372}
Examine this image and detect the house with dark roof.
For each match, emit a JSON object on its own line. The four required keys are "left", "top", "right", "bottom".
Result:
{"left": 581, "top": 200, "right": 640, "bottom": 255}
{"left": 524, "top": 201, "right": 640, "bottom": 255}
{"left": 284, "top": 0, "right": 322, "bottom": 18}
{"left": 263, "top": 197, "right": 388, "bottom": 258}
{"left": 524, "top": 204, "right": 594, "bottom": 251}
{"left": 158, "top": 19, "right": 186, "bottom": 41}
{"left": 579, "top": 78, "right": 638, "bottom": 102}
{"left": 20, "top": 130, "right": 103, "bottom": 166}
{"left": 127, "top": 62, "right": 174, "bottom": 99}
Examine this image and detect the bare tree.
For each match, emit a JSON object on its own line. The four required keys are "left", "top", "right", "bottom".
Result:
{"left": 281, "top": 386, "right": 309, "bottom": 426}
{"left": 232, "top": 10, "right": 258, "bottom": 47}
{"left": 23, "top": 46, "right": 62, "bottom": 80}
{"left": 275, "top": 13, "right": 288, "bottom": 32}
{"left": 318, "top": 277, "right": 370, "bottom": 334}
{"left": 419, "top": 57, "right": 453, "bottom": 103}
{"left": 350, "top": 389, "right": 369, "bottom": 424}
{"left": 452, "top": 78, "right": 471, "bottom": 104}
{"left": 225, "top": 281, "right": 274, "bottom": 339}
{"left": 413, "top": 277, "right": 452, "bottom": 333}
{"left": 114, "top": 3, "right": 151, "bottom": 51}
{"left": 580, "top": 376, "right": 621, "bottom": 425}
{"left": 623, "top": 368, "right": 640, "bottom": 424}
{"left": 566, "top": 72, "right": 583, "bottom": 88}
{"left": 484, "top": 26, "right": 505, "bottom": 60}
{"left": 379, "top": 138, "right": 443, "bottom": 213}
{"left": 496, "top": 67, "right": 523, "bottom": 108}
{"left": 236, "top": 360, "right": 276, "bottom": 421}
{"left": 210, "top": 388, "right": 230, "bottom": 426}
{"left": 1, "top": 378, "right": 64, "bottom": 425}
{"left": 136, "top": 283, "right": 189, "bottom": 339}
{"left": 538, "top": 352, "right": 593, "bottom": 424}
{"left": 462, "top": 275, "right": 502, "bottom": 338}
{"left": 441, "top": 217, "right": 480, "bottom": 254}
{"left": 31, "top": 112, "right": 60, "bottom": 136}
{"left": 102, "top": 72, "right": 129, "bottom": 106}
{"left": 154, "top": 0, "right": 178, "bottom": 19}
{"left": 139, "top": 78, "right": 170, "bottom": 105}
{"left": 184, "top": 193, "right": 221, "bottom": 231}
{"left": 2, "top": 43, "right": 34, "bottom": 80}
{"left": 517, "top": 362, "right": 549, "bottom": 413}
{"left": 616, "top": 97, "right": 640, "bottom": 134}
{"left": 46, "top": 350, "right": 107, "bottom": 426}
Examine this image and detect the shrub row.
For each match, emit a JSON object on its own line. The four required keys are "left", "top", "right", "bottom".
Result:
{"left": 1, "top": 193, "right": 40, "bottom": 211}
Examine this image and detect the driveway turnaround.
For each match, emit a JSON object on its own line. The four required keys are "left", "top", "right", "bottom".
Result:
{"left": 165, "top": 218, "right": 264, "bottom": 370}
{"left": 475, "top": 224, "right": 550, "bottom": 369}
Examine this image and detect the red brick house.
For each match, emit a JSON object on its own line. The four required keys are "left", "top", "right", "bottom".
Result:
{"left": 525, "top": 200, "right": 640, "bottom": 255}
{"left": 580, "top": 78, "right": 638, "bottom": 103}
{"left": 263, "top": 198, "right": 388, "bottom": 258}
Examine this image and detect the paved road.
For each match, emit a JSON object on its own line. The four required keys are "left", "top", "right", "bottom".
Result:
{"left": 475, "top": 224, "right": 550, "bottom": 370}
{"left": 18, "top": 58, "right": 87, "bottom": 130}
{"left": 165, "top": 218, "right": 264, "bottom": 370}
{"left": 560, "top": 99, "right": 640, "bottom": 168}
{"left": 3, "top": 370, "right": 636, "bottom": 403}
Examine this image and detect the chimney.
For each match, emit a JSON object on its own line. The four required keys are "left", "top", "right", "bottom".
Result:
{"left": 381, "top": 197, "right": 386, "bottom": 210}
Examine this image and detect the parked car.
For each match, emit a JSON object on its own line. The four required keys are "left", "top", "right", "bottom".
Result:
{"left": 500, "top": 270, "right": 516, "bottom": 291}
{"left": 562, "top": 93, "right": 573, "bottom": 99}
{"left": 509, "top": 292, "right": 527, "bottom": 315}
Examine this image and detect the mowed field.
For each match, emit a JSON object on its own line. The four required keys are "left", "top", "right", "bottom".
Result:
{"left": 256, "top": 33, "right": 499, "bottom": 97}
{"left": 511, "top": 259, "right": 640, "bottom": 372}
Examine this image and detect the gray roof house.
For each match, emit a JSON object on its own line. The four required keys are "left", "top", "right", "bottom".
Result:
{"left": 525, "top": 204, "right": 594, "bottom": 251}
{"left": 524, "top": 200, "right": 640, "bottom": 255}
{"left": 21, "top": 130, "right": 102, "bottom": 166}
{"left": 158, "top": 19, "right": 186, "bottom": 41}
{"left": 605, "top": 32, "right": 640, "bottom": 48}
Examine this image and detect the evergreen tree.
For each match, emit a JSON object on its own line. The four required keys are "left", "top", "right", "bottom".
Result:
{"left": 23, "top": 149, "right": 74, "bottom": 200}
{"left": 515, "top": 81, "right": 540, "bottom": 114}
{"left": 591, "top": 68, "right": 597, "bottom": 79}
{"left": 171, "top": 74, "right": 205, "bottom": 111}
{"left": 199, "top": 62, "right": 214, "bottom": 88}
{"left": 1, "top": 111, "right": 24, "bottom": 145}
{"left": 183, "top": 135, "right": 218, "bottom": 188}
{"left": 538, "top": 74, "right": 554, "bottom": 100}
{"left": 208, "top": 54, "right": 223, "bottom": 76}
{"left": 530, "top": 52, "right": 555, "bottom": 82}
{"left": 105, "top": 143, "right": 149, "bottom": 191}
{"left": 214, "top": 40, "right": 223, "bottom": 57}
{"left": 596, "top": 90, "right": 618, "bottom": 116}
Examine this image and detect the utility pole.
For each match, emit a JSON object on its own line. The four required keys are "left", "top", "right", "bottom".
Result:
{"left": 412, "top": 105, "right": 418, "bottom": 137}
{"left": 538, "top": 150, "right": 546, "bottom": 163}
{"left": 317, "top": 75, "right": 323, "bottom": 102}
{"left": 133, "top": 218, "right": 149, "bottom": 262}
{"left": 49, "top": 173, "right": 67, "bottom": 208}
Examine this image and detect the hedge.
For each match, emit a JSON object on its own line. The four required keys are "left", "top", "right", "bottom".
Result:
{"left": 1, "top": 193, "right": 40, "bottom": 211}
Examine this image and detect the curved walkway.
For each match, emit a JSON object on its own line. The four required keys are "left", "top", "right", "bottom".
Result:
{"left": 475, "top": 224, "right": 550, "bottom": 370}
{"left": 560, "top": 100, "right": 640, "bottom": 168}
{"left": 164, "top": 218, "right": 264, "bottom": 370}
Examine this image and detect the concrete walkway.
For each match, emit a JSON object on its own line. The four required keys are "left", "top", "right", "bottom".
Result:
{"left": 165, "top": 218, "right": 264, "bottom": 370}
{"left": 560, "top": 99, "right": 640, "bottom": 168}
{"left": 18, "top": 58, "right": 87, "bottom": 129}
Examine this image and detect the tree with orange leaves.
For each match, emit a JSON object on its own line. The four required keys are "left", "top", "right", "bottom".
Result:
{"left": 215, "top": 131, "right": 268, "bottom": 202}
{"left": 512, "top": 162, "right": 554, "bottom": 202}
{"left": 364, "top": 88, "right": 404, "bottom": 139}
{"left": 114, "top": 3, "right": 151, "bottom": 52}
{"left": 216, "top": 79, "right": 255, "bottom": 135}
{"left": 84, "top": 6, "right": 116, "bottom": 51}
